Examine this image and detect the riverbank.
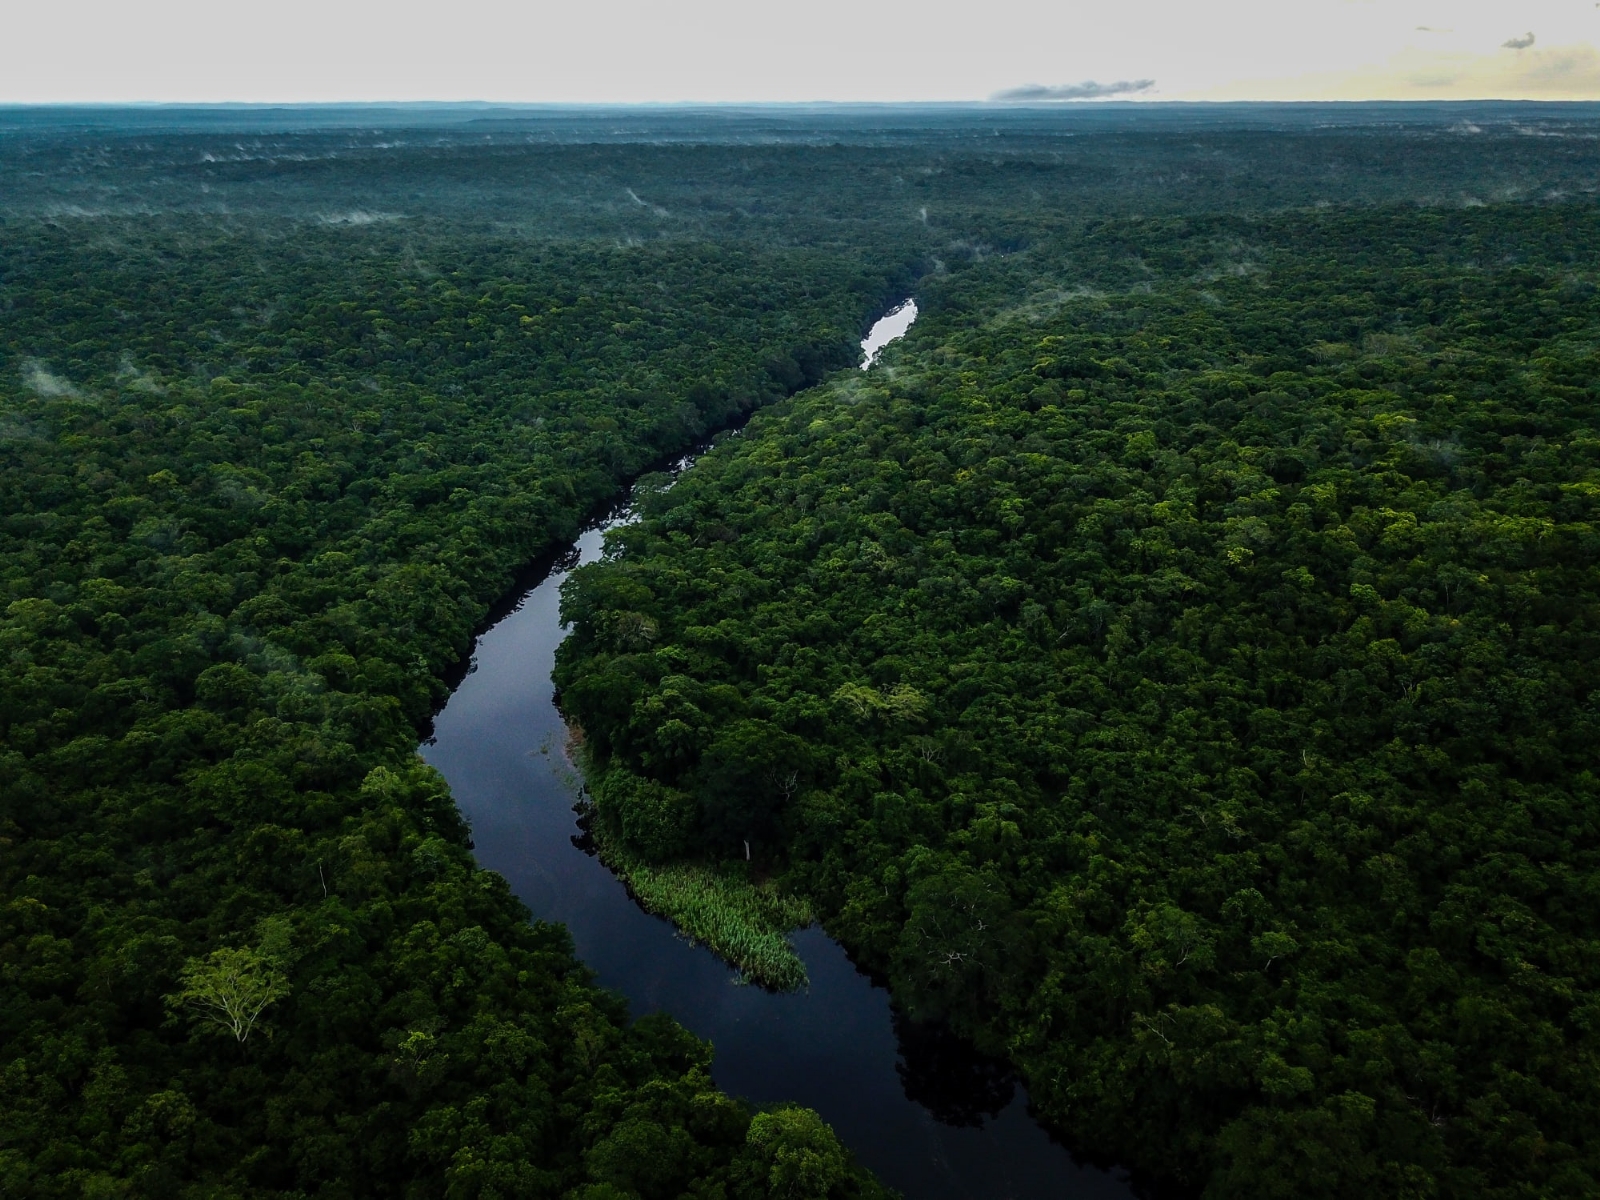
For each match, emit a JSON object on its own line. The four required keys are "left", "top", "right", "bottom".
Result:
{"left": 552, "top": 301, "right": 925, "bottom": 992}
{"left": 581, "top": 796, "right": 814, "bottom": 990}
{"left": 421, "top": 430, "right": 1135, "bottom": 1200}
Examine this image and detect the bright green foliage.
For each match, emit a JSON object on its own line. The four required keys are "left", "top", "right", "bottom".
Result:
{"left": 557, "top": 206, "right": 1600, "bottom": 1197}
{"left": 167, "top": 944, "right": 292, "bottom": 1043}
{"left": 735, "top": 1109, "right": 851, "bottom": 1200}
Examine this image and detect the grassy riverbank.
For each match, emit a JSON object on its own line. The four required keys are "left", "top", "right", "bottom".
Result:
{"left": 575, "top": 779, "right": 814, "bottom": 990}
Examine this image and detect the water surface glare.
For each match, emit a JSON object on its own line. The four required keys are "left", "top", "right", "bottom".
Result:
{"left": 423, "top": 463, "right": 1134, "bottom": 1200}
{"left": 862, "top": 300, "right": 918, "bottom": 367}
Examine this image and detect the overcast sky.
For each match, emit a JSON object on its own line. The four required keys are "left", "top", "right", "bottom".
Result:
{"left": 6, "top": 0, "right": 1599, "bottom": 104}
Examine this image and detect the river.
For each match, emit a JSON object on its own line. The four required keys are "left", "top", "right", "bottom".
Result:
{"left": 421, "top": 306, "right": 1135, "bottom": 1200}
{"left": 862, "top": 299, "right": 918, "bottom": 367}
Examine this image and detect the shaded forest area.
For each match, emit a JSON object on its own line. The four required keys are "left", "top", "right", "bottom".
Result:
{"left": 4, "top": 106, "right": 1600, "bottom": 1198}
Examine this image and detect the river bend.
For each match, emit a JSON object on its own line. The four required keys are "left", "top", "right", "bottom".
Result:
{"left": 422, "top": 306, "right": 1135, "bottom": 1200}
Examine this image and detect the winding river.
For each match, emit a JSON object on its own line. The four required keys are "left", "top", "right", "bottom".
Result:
{"left": 421, "top": 307, "right": 1135, "bottom": 1200}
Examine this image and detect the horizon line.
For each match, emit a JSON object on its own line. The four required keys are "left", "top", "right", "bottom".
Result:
{"left": 6, "top": 97, "right": 1600, "bottom": 110}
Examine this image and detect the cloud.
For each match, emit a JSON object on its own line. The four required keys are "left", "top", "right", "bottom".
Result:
{"left": 315, "top": 210, "right": 401, "bottom": 225}
{"left": 991, "top": 79, "right": 1155, "bottom": 102}
{"left": 1503, "top": 32, "right": 1536, "bottom": 50}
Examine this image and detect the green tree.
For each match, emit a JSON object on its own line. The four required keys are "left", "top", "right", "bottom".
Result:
{"left": 166, "top": 947, "right": 291, "bottom": 1044}
{"left": 736, "top": 1108, "right": 849, "bottom": 1200}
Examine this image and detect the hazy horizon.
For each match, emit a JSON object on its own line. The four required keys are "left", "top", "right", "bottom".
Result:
{"left": 6, "top": 0, "right": 1599, "bottom": 106}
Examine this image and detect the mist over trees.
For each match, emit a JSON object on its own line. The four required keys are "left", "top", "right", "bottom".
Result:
{"left": 553, "top": 128, "right": 1600, "bottom": 1198}
{"left": 0, "top": 129, "right": 898, "bottom": 1198}
{"left": 5, "top": 104, "right": 1600, "bottom": 1198}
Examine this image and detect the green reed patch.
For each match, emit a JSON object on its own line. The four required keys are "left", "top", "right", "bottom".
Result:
{"left": 593, "top": 825, "right": 812, "bottom": 991}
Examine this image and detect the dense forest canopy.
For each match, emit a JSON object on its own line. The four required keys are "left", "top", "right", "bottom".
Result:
{"left": 0, "top": 134, "right": 903, "bottom": 1199}
{"left": 3, "top": 105, "right": 1600, "bottom": 1198}
{"left": 556, "top": 206, "right": 1600, "bottom": 1195}
{"left": 8, "top": 103, "right": 1600, "bottom": 235}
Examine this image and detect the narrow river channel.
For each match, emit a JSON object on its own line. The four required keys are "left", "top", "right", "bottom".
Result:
{"left": 422, "top": 306, "right": 1135, "bottom": 1200}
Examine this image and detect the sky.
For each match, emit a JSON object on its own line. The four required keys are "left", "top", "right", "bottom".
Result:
{"left": 5, "top": 0, "right": 1600, "bottom": 104}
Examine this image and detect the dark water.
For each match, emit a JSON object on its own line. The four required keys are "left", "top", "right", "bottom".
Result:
{"left": 421, "top": 508, "right": 1135, "bottom": 1200}
{"left": 420, "top": 308, "right": 1135, "bottom": 1200}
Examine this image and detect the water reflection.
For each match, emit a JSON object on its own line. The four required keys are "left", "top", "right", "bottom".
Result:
{"left": 862, "top": 299, "right": 918, "bottom": 367}
{"left": 894, "top": 1014, "right": 1016, "bottom": 1130}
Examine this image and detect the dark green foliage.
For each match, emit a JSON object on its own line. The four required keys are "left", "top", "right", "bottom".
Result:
{"left": 606, "top": 773, "right": 699, "bottom": 862}
{"left": 11, "top": 107, "right": 1600, "bottom": 1199}
{"left": 556, "top": 205, "right": 1600, "bottom": 1198}
{"left": 0, "top": 181, "right": 892, "bottom": 1195}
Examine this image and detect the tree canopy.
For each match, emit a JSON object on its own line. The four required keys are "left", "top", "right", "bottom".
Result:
{"left": 0, "top": 161, "right": 896, "bottom": 1198}
{"left": 8, "top": 106, "right": 1600, "bottom": 1199}
{"left": 557, "top": 205, "right": 1600, "bottom": 1198}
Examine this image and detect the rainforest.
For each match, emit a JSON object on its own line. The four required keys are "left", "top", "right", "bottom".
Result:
{"left": 3, "top": 103, "right": 1599, "bottom": 1200}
